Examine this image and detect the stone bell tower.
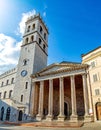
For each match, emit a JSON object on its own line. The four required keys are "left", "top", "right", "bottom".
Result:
{"left": 13, "top": 14, "right": 48, "bottom": 121}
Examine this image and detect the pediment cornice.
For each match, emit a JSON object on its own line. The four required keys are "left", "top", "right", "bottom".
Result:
{"left": 31, "top": 62, "right": 88, "bottom": 78}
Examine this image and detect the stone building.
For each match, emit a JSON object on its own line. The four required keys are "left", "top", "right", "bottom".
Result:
{"left": 82, "top": 46, "right": 101, "bottom": 121}
{"left": 0, "top": 14, "right": 101, "bottom": 122}
{"left": 0, "top": 68, "right": 16, "bottom": 121}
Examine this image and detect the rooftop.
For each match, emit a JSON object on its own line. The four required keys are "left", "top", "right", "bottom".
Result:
{"left": 82, "top": 46, "right": 101, "bottom": 57}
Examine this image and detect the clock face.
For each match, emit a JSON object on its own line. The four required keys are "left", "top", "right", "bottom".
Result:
{"left": 21, "top": 70, "right": 27, "bottom": 77}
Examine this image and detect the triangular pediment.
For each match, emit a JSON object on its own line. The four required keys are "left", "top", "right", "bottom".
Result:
{"left": 32, "top": 62, "right": 88, "bottom": 78}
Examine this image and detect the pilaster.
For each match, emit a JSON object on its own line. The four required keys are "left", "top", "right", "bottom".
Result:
{"left": 82, "top": 74, "right": 92, "bottom": 122}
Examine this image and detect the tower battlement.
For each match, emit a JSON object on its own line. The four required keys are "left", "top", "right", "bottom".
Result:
{"left": 25, "top": 13, "right": 48, "bottom": 34}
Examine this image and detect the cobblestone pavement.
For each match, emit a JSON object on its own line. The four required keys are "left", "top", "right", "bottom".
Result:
{"left": 0, "top": 122, "right": 101, "bottom": 130}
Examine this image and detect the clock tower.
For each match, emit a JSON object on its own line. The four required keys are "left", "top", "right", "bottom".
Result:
{"left": 13, "top": 14, "right": 48, "bottom": 120}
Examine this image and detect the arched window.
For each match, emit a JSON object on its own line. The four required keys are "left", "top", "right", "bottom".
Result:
{"left": 6, "top": 80, "right": 9, "bottom": 85}
{"left": 39, "top": 38, "right": 42, "bottom": 44}
{"left": 9, "top": 90, "right": 13, "bottom": 98}
{"left": 27, "top": 25, "right": 30, "bottom": 32}
{"left": 11, "top": 78, "right": 14, "bottom": 84}
{"left": 1, "top": 107, "right": 4, "bottom": 121}
{"left": 96, "top": 102, "right": 101, "bottom": 120}
{"left": 25, "top": 37, "right": 29, "bottom": 44}
{"left": 44, "top": 33, "right": 46, "bottom": 40}
{"left": 31, "top": 35, "right": 34, "bottom": 42}
{"left": 32, "top": 24, "right": 35, "bottom": 30}
{"left": 23, "top": 59, "right": 27, "bottom": 66}
{"left": 25, "top": 82, "right": 28, "bottom": 89}
{"left": 40, "top": 26, "right": 43, "bottom": 34}
{"left": 43, "top": 44, "right": 46, "bottom": 50}
{"left": 6, "top": 107, "right": 11, "bottom": 121}
{"left": 21, "top": 95, "right": 23, "bottom": 102}
{"left": 4, "top": 91, "right": 7, "bottom": 99}
{"left": 18, "top": 110, "right": 23, "bottom": 121}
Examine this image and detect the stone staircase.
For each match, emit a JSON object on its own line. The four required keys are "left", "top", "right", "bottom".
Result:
{"left": 3, "top": 120, "right": 84, "bottom": 128}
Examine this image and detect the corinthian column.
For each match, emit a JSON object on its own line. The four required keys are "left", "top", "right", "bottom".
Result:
{"left": 47, "top": 79, "right": 53, "bottom": 121}
{"left": 36, "top": 81, "right": 44, "bottom": 121}
{"left": 30, "top": 82, "right": 36, "bottom": 116}
{"left": 82, "top": 74, "right": 91, "bottom": 122}
{"left": 70, "top": 75, "right": 78, "bottom": 122}
{"left": 58, "top": 77, "right": 65, "bottom": 121}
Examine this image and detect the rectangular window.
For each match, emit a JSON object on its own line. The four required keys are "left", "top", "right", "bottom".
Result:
{"left": 9, "top": 90, "right": 12, "bottom": 98}
{"left": 44, "top": 33, "right": 46, "bottom": 40}
{"left": 91, "top": 61, "right": 95, "bottom": 68}
{"left": 40, "top": 26, "right": 43, "bottom": 34}
{"left": 0, "top": 93, "right": 1, "bottom": 99}
{"left": 6, "top": 80, "right": 9, "bottom": 85}
{"left": 3, "top": 91, "right": 7, "bottom": 99}
{"left": 11, "top": 78, "right": 14, "bottom": 84}
{"left": 93, "top": 74, "right": 98, "bottom": 82}
{"left": 25, "top": 82, "right": 28, "bottom": 89}
{"left": 21, "top": 95, "right": 23, "bottom": 102}
{"left": 1, "top": 82, "right": 4, "bottom": 87}
{"left": 95, "top": 89, "right": 100, "bottom": 95}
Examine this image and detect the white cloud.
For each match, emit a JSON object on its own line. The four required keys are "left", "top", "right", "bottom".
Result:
{"left": 0, "top": 33, "right": 22, "bottom": 74}
{"left": 0, "top": 9, "right": 37, "bottom": 74}
{"left": 18, "top": 9, "right": 36, "bottom": 36}
{"left": 43, "top": 3, "right": 47, "bottom": 17}
{"left": 43, "top": 12, "right": 46, "bottom": 17}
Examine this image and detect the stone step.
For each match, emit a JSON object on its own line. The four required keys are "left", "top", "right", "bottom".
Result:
{"left": 3, "top": 121, "right": 84, "bottom": 128}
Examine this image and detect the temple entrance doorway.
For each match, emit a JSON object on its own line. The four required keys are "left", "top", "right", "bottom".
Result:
{"left": 64, "top": 102, "right": 68, "bottom": 116}
{"left": 64, "top": 101, "right": 69, "bottom": 119}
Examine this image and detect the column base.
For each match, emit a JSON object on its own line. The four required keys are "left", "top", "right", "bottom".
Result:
{"left": 58, "top": 114, "right": 65, "bottom": 121}
{"left": 46, "top": 114, "right": 53, "bottom": 121}
{"left": 70, "top": 115, "right": 78, "bottom": 122}
{"left": 84, "top": 115, "right": 92, "bottom": 122}
{"left": 36, "top": 114, "right": 43, "bottom": 121}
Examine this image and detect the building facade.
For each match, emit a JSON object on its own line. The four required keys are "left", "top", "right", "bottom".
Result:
{"left": 30, "top": 62, "right": 92, "bottom": 122}
{"left": 82, "top": 47, "right": 101, "bottom": 121}
{"left": 0, "top": 14, "right": 101, "bottom": 122}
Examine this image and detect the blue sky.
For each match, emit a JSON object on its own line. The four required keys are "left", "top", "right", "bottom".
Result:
{"left": 0, "top": 0, "right": 101, "bottom": 74}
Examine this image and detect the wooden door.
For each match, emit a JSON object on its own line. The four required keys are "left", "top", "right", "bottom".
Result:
{"left": 97, "top": 105, "right": 101, "bottom": 120}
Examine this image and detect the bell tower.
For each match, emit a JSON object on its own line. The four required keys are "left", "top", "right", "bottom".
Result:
{"left": 13, "top": 14, "right": 48, "bottom": 120}
{"left": 22, "top": 13, "right": 48, "bottom": 74}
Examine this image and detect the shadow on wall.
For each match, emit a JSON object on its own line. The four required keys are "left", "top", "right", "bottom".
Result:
{"left": 0, "top": 99, "right": 31, "bottom": 122}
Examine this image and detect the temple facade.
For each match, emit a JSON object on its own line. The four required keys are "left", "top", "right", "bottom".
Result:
{"left": 0, "top": 14, "right": 101, "bottom": 122}
{"left": 30, "top": 62, "right": 92, "bottom": 122}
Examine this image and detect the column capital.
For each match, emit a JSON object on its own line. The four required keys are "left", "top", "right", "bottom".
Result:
{"left": 70, "top": 75, "right": 75, "bottom": 79}
{"left": 59, "top": 77, "right": 64, "bottom": 82}
{"left": 60, "top": 76, "right": 64, "bottom": 79}
{"left": 49, "top": 78, "right": 53, "bottom": 82}
{"left": 82, "top": 73, "right": 87, "bottom": 78}
{"left": 40, "top": 80, "right": 44, "bottom": 84}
